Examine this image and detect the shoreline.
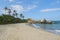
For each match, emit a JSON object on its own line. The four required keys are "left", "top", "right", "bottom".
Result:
{"left": 31, "top": 23, "right": 60, "bottom": 35}
{"left": 32, "top": 23, "right": 60, "bottom": 35}
{"left": 0, "top": 23, "right": 60, "bottom": 40}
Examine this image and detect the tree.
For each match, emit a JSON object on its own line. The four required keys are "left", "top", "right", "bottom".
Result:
{"left": 4, "top": 7, "right": 8, "bottom": 15}
{"left": 15, "top": 13, "right": 18, "bottom": 18}
{"left": 13, "top": 13, "right": 15, "bottom": 17}
{"left": 13, "top": 10, "right": 18, "bottom": 18}
{"left": 8, "top": 9, "right": 11, "bottom": 15}
{"left": 4, "top": 7, "right": 11, "bottom": 15}
{"left": 22, "top": 16, "right": 24, "bottom": 19}
{"left": 20, "top": 13, "right": 24, "bottom": 19}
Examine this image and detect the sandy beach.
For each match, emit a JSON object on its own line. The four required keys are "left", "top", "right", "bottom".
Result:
{"left": 0, "top": 23, "right": 60, "bottom": 40}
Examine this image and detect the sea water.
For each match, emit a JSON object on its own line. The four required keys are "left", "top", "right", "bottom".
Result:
{"left": 32, "top": 23, "right": 60, "bottom": 35}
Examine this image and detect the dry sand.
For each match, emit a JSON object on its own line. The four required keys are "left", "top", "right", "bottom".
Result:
{"left": 0, "top": 23, "right": 60, "bottom": 40}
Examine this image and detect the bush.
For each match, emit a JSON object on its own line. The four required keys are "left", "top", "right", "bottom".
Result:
{"left": 0, "top": 15, "right": 27, "bottom": 24}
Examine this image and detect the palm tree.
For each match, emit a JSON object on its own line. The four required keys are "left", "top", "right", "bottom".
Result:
{"left": 4, "top": 7, "right": 8, "bottom": 11}
{"left": 13, "top": 10, "right": 18, "bottom": 18}
{"left": 4, "top": 7, "right": 11, "bottom": 15}
{"left": 8, "top": 9, "right": 11, "bottom": 15}
{"left": 20, "top": 13, "right": 22, "bottom": 18}
{"left": 4, "top": 7, "right": 8, "bottom": 15}
{"left": 13, "top": 13, "right": 15, "bottom": 17}
{"left": 15, "top": 13, "right": 18, "bottom": 18}
{"left": 22, "top": 16, "right": 24, "bottom": 19}
{"left": 13, "top": 10, "right": 16, "bottom": 17}
{"left": 20, "top": 13, "right": 24, "bottom": 19}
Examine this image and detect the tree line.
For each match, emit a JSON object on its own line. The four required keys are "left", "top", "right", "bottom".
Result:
{"left": 0, "top": 7, "right": 27, "bottom": 24}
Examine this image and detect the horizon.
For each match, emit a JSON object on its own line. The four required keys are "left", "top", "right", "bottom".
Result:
{"left": 0, "top": 0, "right": 60, "bottom": 21}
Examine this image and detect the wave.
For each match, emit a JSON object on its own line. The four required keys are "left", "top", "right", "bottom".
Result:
{"left": 55, "top": 30, "right": 60, "bottom": 32}
{"left": 32, "top": 24, "right": 60, "bottom": 35}
{"left": 32, "top": 24, "right": 40, "bottom": 28}
{"left": 47, "top": 30, "right": 60, "bottom": 35}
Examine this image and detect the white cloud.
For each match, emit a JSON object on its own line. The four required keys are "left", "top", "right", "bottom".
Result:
{"left": 5, "top": 0, "right": 14, "bottom": 2}
{"left": 22, "top": 5, "right": 37, "bottom": 12}
{"left": 1, "top": 5, "right": 24, "bottom": 15}
{"left": 40, "top": 8, "right": 60, "bottom": 12}
{"left": 6, "top": 0, "right": 14, "bottom": 2}
{"left": 11, "top": 5, "right": 24, "bottom": 13}
{"left": 11, "top": 5, "right": 37, "bottom": 13}
{"left": 26, "top": 5, "right": 37, "bottom": 10}
{"left": 27, "top": 5, "right": 37, "bottom": 10}
{"left": 9, "top": 0, "right": 13, "bottom": 2}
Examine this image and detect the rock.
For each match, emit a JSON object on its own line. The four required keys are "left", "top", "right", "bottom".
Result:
{"left": 40, "top": 19, "right": 47, "bottom": 24}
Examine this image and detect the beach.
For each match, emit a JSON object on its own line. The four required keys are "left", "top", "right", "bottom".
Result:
{"left": 0, "top": 23, "right": 60, "bottom": 40}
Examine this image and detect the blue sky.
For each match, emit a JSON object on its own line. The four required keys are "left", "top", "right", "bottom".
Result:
{"left": 0, "top": 0, "right": 60, "bottom": 20}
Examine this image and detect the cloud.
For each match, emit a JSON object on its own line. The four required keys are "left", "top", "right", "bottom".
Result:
{"left": 27, "top": 5, "right": 37, "bottom": 10}
{"left": 9, "top": 0, "right": 13, "bottom": 2}
{"left": 11, "top": 4, "right": 37, "bottom": 12}
{"left": 23, "top": 5, "right": 37, "bottom": 12}
{"left": 1, "top": 5, "right": 24, "bottom": 15}
{"left": 6, "top": 0, "right": 14, "bottom": 2}
{"left": 26, "top": 5, "right": 37, "bottom": 10}
{"left": 40, "top": 8, "right": 60, "bottom": 12}
{"left": 11, "top": 5, "right": 24, "bottom": 13}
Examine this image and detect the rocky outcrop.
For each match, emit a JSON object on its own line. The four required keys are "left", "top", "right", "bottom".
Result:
{"left": 40, "top": 19, "right": 46, "bottom": 24}
{"left": 27, "top": 18, "right": 53, "bottom": 24}
{"left": 40, "top": 19, "right": 52, "bottom": 24}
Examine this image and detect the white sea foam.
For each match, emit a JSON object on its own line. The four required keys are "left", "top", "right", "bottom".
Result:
{"left": 32, "top": 24, "right": 60, "bottom": 35}
{"left": 32, "top": 24, "right": 40, "bottom": 28}
{"left": 55, "top": 30, "right": 60, "bottom": 32}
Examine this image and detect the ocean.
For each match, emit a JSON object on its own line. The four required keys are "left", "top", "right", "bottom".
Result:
{"left": 32, "top": 23, "right": 60, "bottom": 35}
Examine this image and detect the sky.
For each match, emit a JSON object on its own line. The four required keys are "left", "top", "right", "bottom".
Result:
{"left": 0, "top": 0, "right": 60, "bottom": 20}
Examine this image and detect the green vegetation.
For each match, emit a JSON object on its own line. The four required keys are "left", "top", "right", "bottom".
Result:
{"left": 0, "top": 14, "right": 27, "bottom": 24}
{"left": 0, "top": 7, "right": 27, "bottom": 24}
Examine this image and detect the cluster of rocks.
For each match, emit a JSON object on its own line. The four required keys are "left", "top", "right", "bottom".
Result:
{"left": 40, "top": 19, "right": 52, "bottom": 24}
{"left": 27, "top": 18, "right": 53, "bottom": 24}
